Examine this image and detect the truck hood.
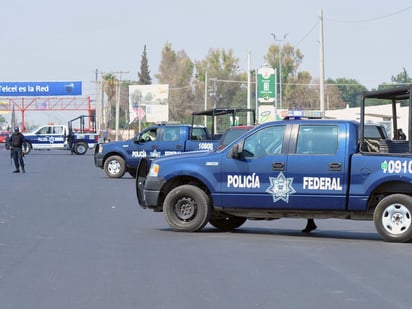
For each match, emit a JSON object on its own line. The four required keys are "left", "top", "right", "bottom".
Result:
{"left": 100, "top": 139, "right": 134, "bottom": 149}
{"left": 152, "top": 149, "right": 215, "bottom": 163}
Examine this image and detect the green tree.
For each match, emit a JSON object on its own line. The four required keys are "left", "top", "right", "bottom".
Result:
{"left": 264, "top": 43, "right": 304, "bottom": 108}
{"left": 285, "top": 71, "right": 318, "bottom": 109}
{"left": 138, "top": 45, "right": 152, "bottom": 85}
{"left": 156, "top": 42, "right": 195, "bottom": 121}
{"left": 0, "top": 114, "right": 6, "bottom": 129}
{"left": 102, "top": 73, "right": 117, "bottom": 129}
{"left": 195, "top": 48, "right": 244, "bottom": 110}
{"left": 328, "top": 78, "right": 366, "bottom": 108}
{"left": 391, "top": 67, "right": 412, "bottom": 85}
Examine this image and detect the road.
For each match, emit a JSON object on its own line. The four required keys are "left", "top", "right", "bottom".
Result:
{"left": 0, "top": 144, "right": 411, "bottom": 309}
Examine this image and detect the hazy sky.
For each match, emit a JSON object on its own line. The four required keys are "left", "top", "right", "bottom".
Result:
{"left": 1, "top": 0, "right": 412, "bottom": 125}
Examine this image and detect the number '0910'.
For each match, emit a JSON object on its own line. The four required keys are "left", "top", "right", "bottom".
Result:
{"left": 385, "top": 160, "right": 412, "bottom": 174}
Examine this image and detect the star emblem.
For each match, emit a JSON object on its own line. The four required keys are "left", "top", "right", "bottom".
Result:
{"left": 265, "top": 172, "right": 296, "bottom": 203}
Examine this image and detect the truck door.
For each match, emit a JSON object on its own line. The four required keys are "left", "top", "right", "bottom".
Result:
{"left": 286, "top": 124, "right": 347, "bottom": 210}
{"left": 219, "top": 124, "right": 289, "bottom": 209}
{"left": 157, "top": 127, "right": 185, "bottom": 156}
{"left": 131, "top": 127, "right": 160, "bottom": 160}
{"left": 33, "top": 125, "right": 66, "bottom": 149}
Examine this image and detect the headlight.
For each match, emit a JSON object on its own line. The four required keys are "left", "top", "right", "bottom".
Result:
{"left": 148, "top": 163, "right": 160, "bottom": 177}
{"left": 98, "top": 144, "right": 104, "bottom": 153}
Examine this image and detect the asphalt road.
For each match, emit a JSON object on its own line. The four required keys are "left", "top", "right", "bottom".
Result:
{"left": 1, "top": 144, "right": 412, "bottom": 309}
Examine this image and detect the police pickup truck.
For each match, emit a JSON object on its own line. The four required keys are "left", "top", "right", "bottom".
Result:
{"left": 94, "top": 108, "right": 256, "bottom": 178}
{"left": 94, "top": 123, "right": 218, "bottom": 178}
{"left": 136, "top": 85, "right": 412, "bottom": 242}
{"left": 23, "top": 115, "right": 98, "bottom": 155}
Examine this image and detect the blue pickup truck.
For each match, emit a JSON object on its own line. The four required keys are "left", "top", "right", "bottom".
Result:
{"left": 136, "top": 86, "right": 412, "bottom": 242}
{"left": 94, "top": 123, "right": 218, "bottom": 178}
{"left": 94, "top": 108, "right": 256, "bottom": 178}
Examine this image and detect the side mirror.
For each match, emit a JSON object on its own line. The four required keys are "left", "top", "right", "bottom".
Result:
{"left": 134, "top": 134, "right": 143, "bottom": 143}
{"left": 230, "top": 141, "right": 244, "bottom": 159}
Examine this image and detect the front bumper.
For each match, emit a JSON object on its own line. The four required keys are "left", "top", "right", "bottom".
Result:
{"left": 94, "top": 146, "right": 104, "bottom": 168}
{"left": 140, "top": 176, "right": 167, "bottom": 211}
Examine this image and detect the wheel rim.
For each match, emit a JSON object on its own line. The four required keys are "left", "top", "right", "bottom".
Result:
{"left": 108, "top": 160, "right": 121, "bottom": 175}
{"left": 174, "top": 197, "right": 197, "bottom": 221}
{"left": 77, "top": 145, "right": 86, "bottom": 154}
{"left": 381, "top": 204, "right": 412, "bottom": 235}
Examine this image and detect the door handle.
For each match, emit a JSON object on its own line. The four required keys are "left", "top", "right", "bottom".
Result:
{"left": 329, "top": 162, "right": 342, "bottom": 171}
{"left": 272, "top": 162, "right": 285, "bottom": 171}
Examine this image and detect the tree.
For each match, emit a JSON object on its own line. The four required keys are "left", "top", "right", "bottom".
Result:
{"left": 102, "top": 73, "right": 117, "bottom": 129}
{"left": 328, "top": 78, "right": 366, "bottom": 108}
{"left": 138, "top": 45, "right": 152, "bottom": 85}
{"left": 285, "top": 71, "right": 318, "bottom": 109}
{"left": 0, "top": 114, "right": 6, "bottom": 130}
{"left": 391, "top": 67, "right": 412, "bottom": 85}
{"left": 156, "top": 42, "right": 195, "bottom": 121}
{"left": 264, "top": 43, "right": 304, "bottom": 108}
{"left": 195, "top": 48, "right": 245, "bottom": 111}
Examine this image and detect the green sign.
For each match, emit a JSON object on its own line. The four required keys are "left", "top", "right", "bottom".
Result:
{"left": 257, "top": 67, "right": 276, "bottom": 103}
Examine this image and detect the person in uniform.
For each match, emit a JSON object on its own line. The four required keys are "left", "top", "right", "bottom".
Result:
{"left": 8, "top": 127, "right": 26, "bottom": 173}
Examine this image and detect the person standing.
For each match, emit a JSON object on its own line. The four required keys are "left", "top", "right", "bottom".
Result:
{"left": 8, "top": 127, "right": 26, "bottom": 173}
{"left": 302, "top": 218, "right": 317, "bottom": 233}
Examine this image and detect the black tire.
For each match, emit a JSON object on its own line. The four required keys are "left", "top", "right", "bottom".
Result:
{"left": 163, "top": 185, "right": 211, "bottom": 232}
{"left": 104, "top": 155, "right": 126, "bottom": 178}
{"left": 374, "top": 194, "right": 412, "bottom": 242}
{"left": 209, "top": 214, "right": 246, "bottom": 231}
{"left": 74, "top": 142, "right": 88, "bottom": 155}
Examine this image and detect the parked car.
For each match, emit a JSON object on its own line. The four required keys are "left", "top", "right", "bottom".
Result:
{"left": 0, "top": 132, "right": 10, "bottom": 143}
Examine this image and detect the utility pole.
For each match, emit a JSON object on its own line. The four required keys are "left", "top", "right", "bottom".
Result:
{"left": 247, "top": 50, "right": 251, "bottom": 125}
{"left": 319, "top": 10, "right": 326, "bottom": 115}
{"left": 271, "top": 33, "right": 288, "bottom": 109}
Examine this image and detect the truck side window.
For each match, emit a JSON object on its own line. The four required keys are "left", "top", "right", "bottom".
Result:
{"left": 140, "top": 128, "right": 157, "bottom": 142}
{"left": 296, "top": 125, "right": 338, "bottom": 155}
{"left": 243, "top": 126, "right": 285, "bottom": 158}
{"left": 191, "top": 128, "right": 207, "bottom": 140}
{"left": 38, "top": 127, "right": 48, "bottom": 134}
{"left": 54, "top": 127, "right": 63, "bottom": 134}
{"left": 162, "top": 128, "right": 180, "bottom": 142}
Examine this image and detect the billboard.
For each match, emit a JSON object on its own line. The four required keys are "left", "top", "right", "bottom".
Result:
{"left": 257, "top": 67, "right": 276, "bottom": 103}
{"left": 129, "top": 84, "right": 169, "bottom": 123}
{"left": 0, "top": 81, "right": 82, "bottom": 96}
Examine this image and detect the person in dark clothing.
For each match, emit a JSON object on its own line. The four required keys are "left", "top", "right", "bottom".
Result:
{"left": 302, "top": 218, "right": 317, "bottom": 233}
{"left": 67, "top": 129, "right": 75, "bottom": 154}
{"left": 8, "top": 127, "right": 26, "bottom": 173}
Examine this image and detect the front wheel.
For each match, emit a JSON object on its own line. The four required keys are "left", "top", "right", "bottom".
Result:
{"left": 163, "top": 185, "right": 211, "bottom": 232}
{"left": 104, "top": 155, "right": 126, "bottom": 178}
{"left": 374, "top": 194, "right": 412, "bottom": 242}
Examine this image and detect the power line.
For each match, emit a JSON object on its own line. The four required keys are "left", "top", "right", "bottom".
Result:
{"left": 326, "top": 5, "right": 412, "bottom": 23}
{"left": 294, "top": 21, "right": 319, "bottom": 47}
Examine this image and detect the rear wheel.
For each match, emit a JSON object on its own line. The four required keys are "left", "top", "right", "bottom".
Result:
{"left": 374, "top": 194, "right": 412, "bottom": 242}
{"left": 74, "top": 142, "right": 88, "bottom": 155}
{"left": 104, "top": 155, "right": 126, "bottom": 178}
{"left": 163, "top": 185, "right": 211, "bottom": 232}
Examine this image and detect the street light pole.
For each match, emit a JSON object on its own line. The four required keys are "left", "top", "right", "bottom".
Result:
{"left": 271, "top": 33, "right": 288, "bottom": 109}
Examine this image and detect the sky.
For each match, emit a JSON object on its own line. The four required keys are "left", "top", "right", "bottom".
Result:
{"left": 1, "top": 0, "right": 412, "bottom": 126}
